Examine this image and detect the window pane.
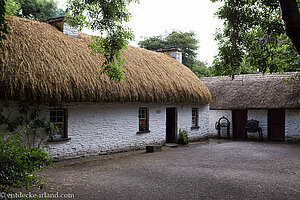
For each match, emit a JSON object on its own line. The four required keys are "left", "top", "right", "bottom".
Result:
{"left": 50, "top": 117, "right": 56, "bottom": 123}
{"left": 139, "top": 109, "right": 146, "bottom": 118}
{"left": 50, "top": 111, "right": 56, "bottom": 117}
{"left": 139, "top": 108, "right": 148, "bottom": 131}
{"left": 192, "top": 109, "right": 197, "bottom": 117}
{"left": 192, "top": 108, "right": 198, "bottom": 127}
{"left": 57, "top": 116, "right": 63, "bottom": 123}
{"left": 50, "top": 109, "right": 66, "bottom": 138}
{"left": 57, "top": 111, "right": 63, "bottom": 116}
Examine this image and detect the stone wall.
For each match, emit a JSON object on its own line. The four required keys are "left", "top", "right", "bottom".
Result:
{"left": 247, "top": 110, "right": 268, "bottom": 139}
{"left": 208, "top": 109, "right": 232, "bottom": 137}
{"left": 49, "top": 102, "right": 210, "bottom": 159}
{"left": 208, "top": 108, "right": 300, "bottom": 141}
{"left": 177, "top": 104, "right": 210, "bottom": 141}
{"left": 285, "top": 109, "right": 300, "bottom": 142}
{"left": 0, "top": 101, "right": 209, "bottom": 160}
{"left": 63, "top": 23, "right": 78, "bottom": 38}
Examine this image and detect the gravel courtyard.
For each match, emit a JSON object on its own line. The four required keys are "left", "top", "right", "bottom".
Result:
{"left": 36, "top": 140, "right": 300, "bottom": 200}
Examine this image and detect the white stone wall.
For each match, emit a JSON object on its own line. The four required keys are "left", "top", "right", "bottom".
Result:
{"left": 247, "top": 110, "right": 268, "bottom": 139}
{"left": 0, "top": 101, "right": 209, "bottom": 160}
{"left": 208, "top": 108, "right": 300, "bottom": 142}
{"left": 285, "top": 109, "right": 300, "bottom": 142}
{"left": 167, "top": 51, "right": 182, "bottom": 63}
{"left": 63, "top": 23, "right": 78, "bottom": 38}
{"left": 208, "top": 110, "right": 232, "bottom": 137}
{"left": 48, "top": 102, "right": 210, "bottom": 159}
{"left": 177, "top": 104, "right": 210, "bottom": 141}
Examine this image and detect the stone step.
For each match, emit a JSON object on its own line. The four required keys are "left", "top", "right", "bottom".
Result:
{"left": 165, "top": 143, "right": 178, "bottom": 148}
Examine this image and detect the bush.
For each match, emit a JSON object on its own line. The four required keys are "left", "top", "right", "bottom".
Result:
{"left": 0, "top": 133, "right": 52, "bottom": 193}
{"left": 177, "top": 128, "right": 189, "bottom": 145}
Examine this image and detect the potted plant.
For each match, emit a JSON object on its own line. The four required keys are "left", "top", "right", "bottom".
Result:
{"left": 177, "top": 128, "right": 189, "bottom": 145}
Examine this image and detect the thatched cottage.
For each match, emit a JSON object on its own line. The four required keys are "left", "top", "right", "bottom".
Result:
{"left": 201, "top": 73, "right": 300, "bottom": 142}
{"left": 0, "top": 16, "right": 211, "bottom": 159}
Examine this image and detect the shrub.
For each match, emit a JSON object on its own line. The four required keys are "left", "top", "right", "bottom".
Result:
{"left": 0, "top": 133, "right": 52, "bottom": 194}
{"left": 177, "top": 128, "right": 189, "bottom": 145}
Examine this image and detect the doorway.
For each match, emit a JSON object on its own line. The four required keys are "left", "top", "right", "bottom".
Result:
{"left": 232, "top": 109, "right": 248, "bottom": 139}
{"left": 166, "top": 107, "right": 177, "bottom": 143}
{"left": 268, "top": 109, "right": 285, "bottom": 142}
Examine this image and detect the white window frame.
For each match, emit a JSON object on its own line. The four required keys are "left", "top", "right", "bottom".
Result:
{"left": 192, "top": 108, "right": 199, "bottom": 128}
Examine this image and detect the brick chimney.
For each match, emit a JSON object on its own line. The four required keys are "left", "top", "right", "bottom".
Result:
{"left": 157, "top": 47, "right": 182, "bottom": 63}
{"left": 45, "top": 17, "right": 78, "bottom": 38}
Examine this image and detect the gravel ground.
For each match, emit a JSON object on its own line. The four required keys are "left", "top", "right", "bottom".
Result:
{"left": 34, "top": 140, "right": 300, "bottom": 200}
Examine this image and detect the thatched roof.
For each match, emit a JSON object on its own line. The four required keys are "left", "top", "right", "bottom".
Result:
{"left": 201, "top": 73, "right": 300, "bottom": 109}
{"left": 0, "top": 16, "right": 211, "bottom": 104}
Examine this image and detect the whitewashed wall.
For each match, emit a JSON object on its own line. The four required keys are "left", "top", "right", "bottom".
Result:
{"left": 209, "top": 108, "right": 300, "bottom": 141}
{"left": 177, "top": 104, "right": 210, "bottom": 141}
{"left": 247, "top": 110, "right": 268, "bottom": 139}
{"left": 208, "top": 110, "right": 232, "bottom": 137}
{"left": 49, "top": 102, "right": 210, "bottom": 159}
{"left": 285, "top": 109, "right": 300, "bottom": 142}
{"left": 0, "top": 101, "right": 209, "bottom": 160}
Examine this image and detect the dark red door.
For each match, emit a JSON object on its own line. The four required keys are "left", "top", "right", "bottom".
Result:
{"left": 232, "top": 110, "right": 248, "bottom": 139}
{"left": 268, "top": 110, "right": 285, "bottom": 142}
{"left": 166, "top": 108, "right": 177, "bottom": 143}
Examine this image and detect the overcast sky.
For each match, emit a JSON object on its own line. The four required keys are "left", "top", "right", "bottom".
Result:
{"left": 57, "top": 0, "right": 224, "bottom": 66}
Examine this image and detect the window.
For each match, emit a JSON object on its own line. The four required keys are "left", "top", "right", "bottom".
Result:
{"left": 192, "top": 108, "right": 199, "bottom": 128}
{"left": 49, "top": 108, "right": 68, "bottom": 140}
{"left": 138, "top": 107, "right": 149, "bottom": 132}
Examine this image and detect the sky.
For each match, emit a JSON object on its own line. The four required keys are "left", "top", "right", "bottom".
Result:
{"left": 57, "top": 0, "right": 224, "bottom": 66}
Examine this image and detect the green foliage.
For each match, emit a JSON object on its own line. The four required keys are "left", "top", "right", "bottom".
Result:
{"left": 211, "top": 0, "right": 300, "bottom": 76}
{"left": 9, "top": 0, "right": 65, "bottom": 21}
{"left": 138, "top": 30, "right": 215, "bottom": 78}
{"left": 0, "top": 133, "right": 52, "bottom": 193}
{"left": 138, "top": 30, "right": 199, "bottom": 70}
{"left": 0, "top": 103, "right": 55, "bottom": 194}
{"left": 0, "top": 0, "right": 8, "bottom": 45}
{"left": 177, "top": 128, "right": 188, "bottom": 145}
{"left": 0, "top": 103, "right": 59, "bottom": 148}
{"left": 66, "top": 0, "right": 138, "bottom": 82}
{"left": 191, "top": 61, "right": 211, "bottom": 77}
{"left": 5, "top": 0, "right": 20, "bottom": 16}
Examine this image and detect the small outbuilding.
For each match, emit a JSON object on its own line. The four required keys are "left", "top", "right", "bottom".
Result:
{"left": 0, "top": 16, "right": 211, "bottom": 159}
{"left": 201, "top": 73, "right": 300, "bottom": 142}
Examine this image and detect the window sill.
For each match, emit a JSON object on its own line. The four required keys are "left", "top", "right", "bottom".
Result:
{"left": 48, "top": 137, "right": 71, "bottom": 143}
{"left": 191, "top": 126, "right": 200, "bottom": 130}
{"left": 136, "top": 131, "right": 151, "bottom": 134}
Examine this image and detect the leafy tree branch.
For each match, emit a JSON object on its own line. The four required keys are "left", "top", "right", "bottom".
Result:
{"left": 66, "top": 0, "right": 139, "bottom": 82}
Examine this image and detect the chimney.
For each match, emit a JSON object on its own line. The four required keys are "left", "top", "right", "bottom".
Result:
{"left": 45, "top": 17, "right": 78, "bottom": 38}
{"left": 157, "top": 47, "right": 182, "bottom": 63}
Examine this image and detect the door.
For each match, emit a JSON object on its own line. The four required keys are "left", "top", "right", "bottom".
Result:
{"left": 268, "top": 109, "right": 285, "bottom": 142}
{"left": 232, "top": 109, "right": 248, "bottom": 139}
{"left": 166, "top": 107, "right": 177, "bottom": 143}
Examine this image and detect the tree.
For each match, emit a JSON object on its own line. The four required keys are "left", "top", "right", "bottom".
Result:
{"left": 210, "top": 0, "right": 300, "bottom": 76}
{"left": 191, "top": 60, "right": 211, "bottom": 77}
{"left": 4, "top": 0, "right": 20, "bottom": 16}
{"left": 0, "top": 0, "right": 8, "bottom": 46}
{"left": 15, "top": 0, "right": 65, "bottom": 21}
{"left": 279, "top": 0, "right": 300, "bottom": 54}
{"left": 66, "top": 0, "right": 139, "bottom": 82}
{"left": 138, "top": 30, "right": 199, "bottom": 70}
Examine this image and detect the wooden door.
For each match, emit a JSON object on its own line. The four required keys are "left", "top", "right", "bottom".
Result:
{"left": 232, "top": 110, "right": 248, "bottom": 139}
{"left": 268, "top": 110, "right": 285, "bottom": 142}
{"left": 166, "top": 108, "right": 177, "bottom": 143}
